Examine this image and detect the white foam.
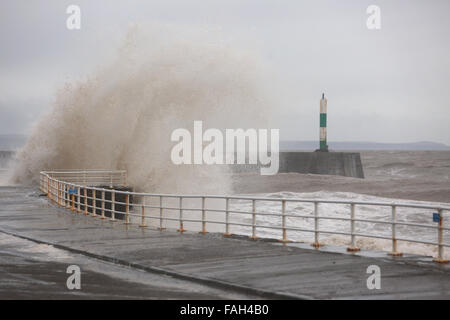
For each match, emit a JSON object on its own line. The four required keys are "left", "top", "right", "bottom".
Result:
{"left": 0, "top": 233, "right": 73, "bottom": 261}
{"left": 11, "top": 23, "right": 275, "bottom": 195}
{"left": 229, "top": 191, "right": 450, "bottom": 259}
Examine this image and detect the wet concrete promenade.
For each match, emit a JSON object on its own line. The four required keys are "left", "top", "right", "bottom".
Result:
{"left": 0, "top": 186, "right": 449, "bottom": 299}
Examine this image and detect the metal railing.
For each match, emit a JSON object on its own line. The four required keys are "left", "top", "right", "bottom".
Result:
{"left": 41, "top": 169, "right": 127, "bottom": 187}
{"left": 39, "top": 170, "right": 450, "bottom": 263}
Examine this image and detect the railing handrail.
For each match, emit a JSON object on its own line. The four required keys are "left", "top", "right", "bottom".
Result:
{"left": 38, "top": 170, "right": 450, "bottom": 263}
{"left": 40, "top": 170, "right": 450, "bottom": 210}
{"left": 42, "top": 170, "right": 126, "bottom": 174}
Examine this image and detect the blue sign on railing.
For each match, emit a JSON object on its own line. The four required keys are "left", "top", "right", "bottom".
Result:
{"left": 68, "top": 188, "right": 77, "bottom": 195}
{"left": 433, "top": 212, "right": 441, "bottom": 223}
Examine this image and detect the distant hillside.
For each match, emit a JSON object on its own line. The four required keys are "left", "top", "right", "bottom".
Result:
{"left": 2, "top": 134, "right": 449, "bottom": 151}
{"left": 0, "top": 134, "right": 27, "bottom": 150}
{"left": 281, "top": 141, "right": 450, "bottom": 151}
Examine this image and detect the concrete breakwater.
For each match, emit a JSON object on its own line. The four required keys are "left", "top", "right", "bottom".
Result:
{"left": 230, "top": 152, "right": 365, "bottom": 178}
{"left": 279, "top": 152, "right": 365, "bottom": 178}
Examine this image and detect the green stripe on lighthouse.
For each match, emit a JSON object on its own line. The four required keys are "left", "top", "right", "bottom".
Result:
{"left": 320, "top": 113, "right": 327, "bottom": 127}
{"left": 319, "top": 93, "right": 328, "bottom": 152}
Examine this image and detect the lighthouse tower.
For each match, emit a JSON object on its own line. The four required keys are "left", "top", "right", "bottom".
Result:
{"left": 279, "top": 92, "right": 364, "bottom": 178}
{"left": 319, "top": 93, "right": 328, "bottom": 152}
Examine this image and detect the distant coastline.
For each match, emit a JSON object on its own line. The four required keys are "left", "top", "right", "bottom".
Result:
{"left": 281, "top": 140, "right": 450, "bottom": 151}
{"left": 1, "top": 134, "right": 449, "bottom": 151}
{"left": 0, "top": 134, "right": 27, "bottom": 151}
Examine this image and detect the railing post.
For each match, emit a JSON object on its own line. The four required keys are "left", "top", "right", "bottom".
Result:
{"left": 67, "top": 184, "right": 70, "bottom": 208}
{"left": 101, "top": 189, "right": 105, "bottom": 220}
{"left": 199, "top": 197, "right": 207, "bottom": 234}
{"left": 279, "top": 200, "right": 290, "bottom": 243}
{"left": 57, "top": 181, "right": 60, "bottom": 206}
{"left": 433, "top": 209, "right": 449, "bottom": 263}
{"left": 224, "top": 198, "right": 232, "bottom": 236}
{"left": 60, "top": 182, "right": 63, "bottom": 206}
{"left": 61, "top": 182, "right": 64, "bottom": 206}
{"left": 139, "top": 198, "right": 146, "bottom": 227}
{"left": 158, "top": 196, "right": 165, "bottom": 230}
{"left": 91, "top": 189, "right": 97, "bottom": 217}
{"left": 77, "top": 186, "right": 81, "bottom": 213}
{"left": 124, "top": 193, "right": 130, "bottom": 224}
{"left": 312, "top": 202, "right": 321, "bottom": 248}
{"left": 177, "top": 197, "right": 185, "bottom": 233}
{"left": 84, "top": 187, "right": 88, "bottom": 216}
{"left": 71, "top": 185, "right": 75, "bottom": 212}
{"left": 64, "top": 183, "right": 67, "bottom": 206}
{"left": 111, "top": 191, "right": 116, "bottom": 221}
{"left": 63, "top": 183, "right": 66, "bottom": 208}
{"left": 249, "top": 199, "right": 258, "bottom": 240}
{"left": 388, "top": 205, "right": 402, "bottom": 256}
{"left": 347, "top": 203, "right": 361, "bottom": 252}
{"left": 47, "top": 176, "right": 50, "bottom": 196}
{"left": 51, "top": 179, "right": 54, "bottom": 202}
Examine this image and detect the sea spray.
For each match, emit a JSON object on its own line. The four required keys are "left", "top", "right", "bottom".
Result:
{"left": 12, "top": 24, "right": 275, "bottom": 194}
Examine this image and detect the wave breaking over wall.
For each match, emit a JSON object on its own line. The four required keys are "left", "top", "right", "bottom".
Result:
{"left": 12, "top": 24, "right": 275, "bottom": 194}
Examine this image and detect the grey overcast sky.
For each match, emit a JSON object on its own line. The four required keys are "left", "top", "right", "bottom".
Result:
{"left": 1, "top": 0, "right": 449, "bottom": 144}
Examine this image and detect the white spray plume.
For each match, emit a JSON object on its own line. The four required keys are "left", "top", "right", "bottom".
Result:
{"left": 12, "top": 23, "right": 275, "bottom": 194}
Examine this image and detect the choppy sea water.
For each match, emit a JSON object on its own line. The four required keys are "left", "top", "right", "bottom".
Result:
{"left": 227, "top": 151, "right": 450, "bottom": 258}
{"left": 150, "top": 151, "right": 450, "bottom": 258}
